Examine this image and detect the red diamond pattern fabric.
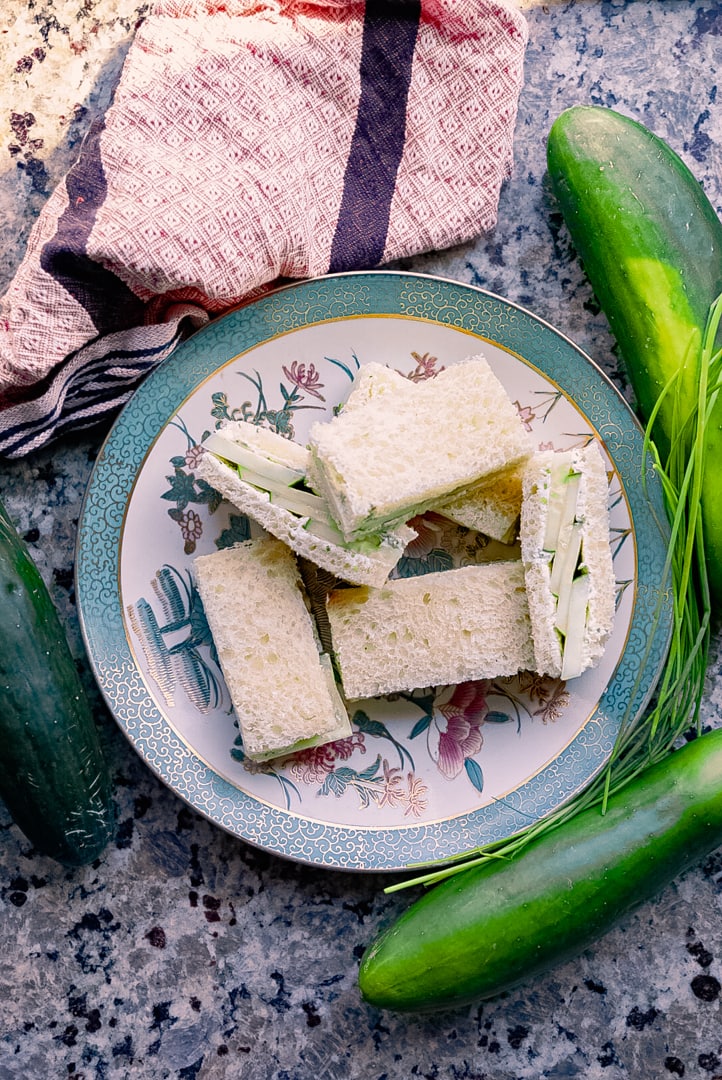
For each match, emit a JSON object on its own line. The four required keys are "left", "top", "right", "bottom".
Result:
{"left": 0, "top": 0, "right": 527, "bottom": 456}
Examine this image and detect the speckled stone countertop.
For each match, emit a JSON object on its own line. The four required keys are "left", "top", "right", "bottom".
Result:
{"left": 2, "top": 2, "right": 722, "bottom": 1078}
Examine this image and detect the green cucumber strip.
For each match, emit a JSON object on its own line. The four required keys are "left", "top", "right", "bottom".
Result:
{"left": 206, "top": 432, "right": 408, "bottom": 559}
{"left": 230, "top": 422, "right": 309, "bottom": 469}
{"left": 560, "top": 574, "right": 590, "bottom": 680}
{"left": 205, "top": 431, "right": 334, "bottom": 520}
{"left": 556, "top": 471, "right": 581, "bottom": 549}
{"left": 539, "top": 461, "right": 588, "bottom": 676}
{"left": 267, "top": 484, "right": 329, "bottom": 518}
{"left": 552, "top": 522, "right": 584, "bottom": 624}
{"left": 209, "top": 423, "right": 308, "bottom": 469}
{"left": 542, "top": 466, "right": 581, "bottom": 552}
{"left": 205, "top": 431, "right": 306, "bottom": 487}
{"left": 302, "top": 516, "right": 347, "bottom": 544}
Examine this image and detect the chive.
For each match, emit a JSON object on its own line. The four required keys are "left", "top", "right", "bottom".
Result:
{"left": 385, "top": 291, "right": 722, "bottom": 895}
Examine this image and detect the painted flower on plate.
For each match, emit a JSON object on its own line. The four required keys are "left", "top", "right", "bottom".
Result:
{"left": 403, "top": 772, "right": 429, "bottom": 817}
{"left": 515, "top": 400, "right": 535, "bottom": 430}
{"left": 282, "top": 360, "right": 325, "bottom": 400}
{"left": 402, "top": 351, "right": 445, "bottom": 382}
{"left": 377, "top": 760, "right": 406, "bottom": 809}
{"left": 402, "top": 512, "right": 448, "bottom": 559}
{"left": 184, "top": 442, "right": 205, "bottom": 471}
{"left": 429, "top": 681, "right": 488, "bottom": 780}
{"left": 287, "top": 731, "right": 366, "bottom": 784}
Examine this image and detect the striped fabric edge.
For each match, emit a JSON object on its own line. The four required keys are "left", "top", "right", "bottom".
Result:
{"left": 0, "top": 308, "right": 207, "bottom": 459}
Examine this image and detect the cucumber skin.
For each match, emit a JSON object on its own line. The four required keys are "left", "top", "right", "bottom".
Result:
{"left": 358, "top": 729, "right": 722, "bottom": 1012}
{"left": 0, "top": 502, "right": 115, "bottom": 866}
{"left": 546, "top": 106, "right": 722, "bottom": 601}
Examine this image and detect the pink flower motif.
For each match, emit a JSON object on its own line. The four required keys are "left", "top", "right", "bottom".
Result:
{"left": 403, "top": 511, "right": 447, "bottom": 559}
{"left": 288, "top": 731, "right": 365, "bottom": 784}
{"left": 378, "top": 760, "right": 406, "bottom": 808}
{"left": 514, "top": 400, "right": 535, "bottom": 431}
{"left": 179, "top": 509, "right": 203, "bottom": 553}
{"left": 282, "top": 361, "right": 325, "bottom": 400}
{"left": 403, "top": 773, "right": 429, "bottom": 817}
{"left": 433, "top": 681, "right": 488, "bottom": 780}
{"left": 185, "top": 443, "right": 205, "bottom": 471}
{"left": 402, "top": 351, "right": 445, "bottom": 382}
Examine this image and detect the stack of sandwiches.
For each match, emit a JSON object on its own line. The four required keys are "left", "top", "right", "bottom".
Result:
{"left": 194, "top": 355, "right": 617, "bottom": 762}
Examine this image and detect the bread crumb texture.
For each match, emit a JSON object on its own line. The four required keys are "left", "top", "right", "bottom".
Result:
{"left": 327, "top": 561, "right": 534, "bottom": 699}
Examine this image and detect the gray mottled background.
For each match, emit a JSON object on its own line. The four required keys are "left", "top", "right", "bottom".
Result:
{"left": 2, "top": 2, "right": 722, "bottom": 1077}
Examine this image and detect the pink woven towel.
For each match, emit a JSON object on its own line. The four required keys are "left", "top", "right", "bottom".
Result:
{"left": 0, "top": 0, "right": 527, "bottom": 457}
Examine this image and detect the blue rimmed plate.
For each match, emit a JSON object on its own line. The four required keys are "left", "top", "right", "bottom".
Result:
{"left": 76, "top": 271, "right": 671, "bottom": 872}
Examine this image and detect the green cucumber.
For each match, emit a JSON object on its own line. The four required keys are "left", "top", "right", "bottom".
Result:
{"left": 0, "top": 501, "right": 115, "bottom": 866}
{"left": 546, "top": 106, "right": 722, "bottom": 600}
{"left": 358, "top": 728, "right": 722, "bottom": 1012}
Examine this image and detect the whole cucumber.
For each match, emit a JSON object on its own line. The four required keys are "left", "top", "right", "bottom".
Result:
{"left": 358, "top": 729, "right": 722, "bottom": 1011}
{"left": 0, "top": 500, "right": 115, "bottom": 866}
{"left": 546, "top": 106, "right": 722, "bottom": 600}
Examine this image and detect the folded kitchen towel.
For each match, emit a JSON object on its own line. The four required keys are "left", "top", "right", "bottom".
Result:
{"left": 0, "top": 0, "right": 528, "bottom": 458}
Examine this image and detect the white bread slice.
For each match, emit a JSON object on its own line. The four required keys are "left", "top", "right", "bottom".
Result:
{"left": 304, "top": 363, "right": 400, "bottom": 494}
{"left": 335, "top": 361, "right": 402, "bottom": 414}
{"left": 308, "top": 357, "right": 533, "bottom": 542}
{"left": 434, "top": 463, "right": 524, "bottom": 544}
{"left": 196, "top": 420, "right": 415, "bottom": 588}
{"left": 193, "top": 538, "right": 351, "bottom": 761}
{"left": 519, "top": 444, "right": 616, "bottom": 679}
{"left": 326, "top": 561, "right": 534, "bottom": 700}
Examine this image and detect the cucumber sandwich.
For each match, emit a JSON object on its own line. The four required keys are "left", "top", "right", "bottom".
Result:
{"left": 197, "top": 419, "right": 416, "bottom": 588}
{"left": 194, "top": 537, "right": 351, "bottom": 761}
{"left": 193, "top": 361, "right": 616, "bottom": 762}
{"left": 307, "top": 357, "right": 533, "bottom": 543}
{"left": 325, "top": 443, "right": 616, "bottom": 701}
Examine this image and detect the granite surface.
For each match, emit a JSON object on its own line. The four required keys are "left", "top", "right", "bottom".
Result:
{"left": 2, "top": 1, "right": 722, "bottom": 1077}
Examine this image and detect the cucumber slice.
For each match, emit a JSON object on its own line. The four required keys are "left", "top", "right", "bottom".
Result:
{"left": 205, "top": 427, "right": 413, "bottom": 557}
{"left": 560, "top": 574, "right": 590, "bottom": 680}
{"left": 231, "top": 423, "right": 309, "bottom": 470}
{"left": 267, "top": 484, "right": 328, "bottom": 518}
{"left": 551, "top": 521, "right": 584, "bottom": 619}
{"left": 542, "top": 465, "right": 581, "bottom": 553}
{"left": 205, "top": 430, "right": 334, "bottom": 520}
{"left": 205, "top": 431, "right": 306, "bottom": 487}
{"left": 302, "top": 516, "right": 347, "bottom": 544}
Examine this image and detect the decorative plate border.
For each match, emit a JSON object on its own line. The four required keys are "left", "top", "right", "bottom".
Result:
{"left": 76, "top": 271, "right": 672, "bottom": 871}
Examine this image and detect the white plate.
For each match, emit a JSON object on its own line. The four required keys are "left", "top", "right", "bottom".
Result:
{"left": 76, "top": 271, "right": 671, "bottom": 871}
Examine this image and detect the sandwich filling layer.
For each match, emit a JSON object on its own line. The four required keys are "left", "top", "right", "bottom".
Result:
{"left": 520, "top": 445, "right": 616, "bottom": 680}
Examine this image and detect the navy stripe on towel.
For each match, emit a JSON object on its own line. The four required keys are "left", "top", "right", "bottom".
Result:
{"left": 39, "top": 117, "right": 146, "bottom": 335}
{"left": 328, "top": 0, "right": 421, "bottom": 273}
